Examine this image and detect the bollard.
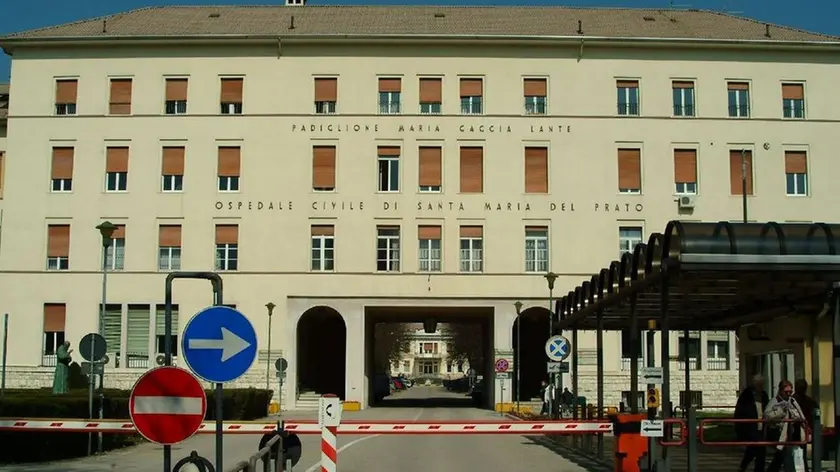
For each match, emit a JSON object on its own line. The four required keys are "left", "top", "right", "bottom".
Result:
{"left": 172, "top": 451, "right": 215, "bottom": 472}
{"left": 686, "top": 407, "right": 698, "bottom": 472}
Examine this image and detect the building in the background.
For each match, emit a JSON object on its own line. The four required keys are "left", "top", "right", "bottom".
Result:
{"left": 391, "top": 327, "right": 471, "bottom": 379}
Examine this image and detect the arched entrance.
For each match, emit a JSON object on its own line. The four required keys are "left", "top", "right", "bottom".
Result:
{"left": 296, "top": 306, "right": 347, "bottom": 399}
{"left": 512, "top": 307, "right": 551, "bottom": 402}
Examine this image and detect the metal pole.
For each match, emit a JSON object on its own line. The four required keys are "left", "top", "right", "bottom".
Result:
{"left": 278, "top": 375, "right": 284, "bottom": 417}
{"left": 741, "top": 149, "right": 748, "bottom": 223}
{"left": 1, "top": 313, "right": 8, "bottom": 399}
{"left": 97, "top": 239, "right": 110, "bottom": 455}
{"left": 831, "top": 284, "right": 840, "bottom": 472}
{"left": 516, "top": 311, "right": 521, "bottom": 410}
{"left": 267, "top": 313, "right": 272, "bottom": 393}
{"left": 549, "top": 287, "right": 559, "bottom": 419}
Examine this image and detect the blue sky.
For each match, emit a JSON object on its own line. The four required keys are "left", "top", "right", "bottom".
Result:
{"left": 1, "top": 0, "right": 838, "bottom": 82}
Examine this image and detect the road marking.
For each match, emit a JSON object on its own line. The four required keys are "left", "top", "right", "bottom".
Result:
{"left": 132, "top": 396, "right": 204, "bottom": 415}
{"left": 303, "top": 408, "right": 425, "bottom": 472}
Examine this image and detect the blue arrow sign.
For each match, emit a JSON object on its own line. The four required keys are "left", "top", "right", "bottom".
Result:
{"left": 545, "top": 335, "right": 571, "bottom": 362}
{"left": 182, "top": 306, "right": 258, "bottom": 384}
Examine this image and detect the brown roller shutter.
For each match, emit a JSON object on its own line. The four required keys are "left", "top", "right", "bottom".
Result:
{"left": 672, "top": 81, "right": 694, "bottom": 89}
{"left": 215, "top": 225, "right": 238, "bottom": 245}
{"left": 109, "top": 79, "right": 132, "bottom": 114}
{"left": 523, "top": 78, "right": 547, "bottom": 96}
{"left": 378, "top": 78, "right": 401, "bottom": 93}
{"left": 782, "top": 84, "right": 804, "bottom": 100}
{"left": 377, "top": 146, "right": 401, "bottom": 157}
{"left": 311, "top": 225, "right": 335, "bottom": 236}
{"left": 784, "top": 151, "right": 807, "bottom": 174}
{"left": 314, "top": 78, "right": 338, "bottom": 101}
{"left": 727, "top": 82, "right": 749, "bottom": 91}
{"left": 220, "top": 78, "right": 243, "bottom": 103}
{"left": 418, "top": 225, "right": 441, "bottom": 240}
{"left": 159, "top": 225, "right": 182, "bottom": 247}
{"left": 673, "top": 149, "right": 697, "bottom": 183}
{"left": 312, "top": 146, "right": 336, "bottom": 189}
{"left": 419, "top": 78, "right": 442, "bottom": 103}
{"left": 111, "top": 225, "right": 126, "bottom": 240}
{"left": 460, "top": 226, "right": 483, "bottom": 238}
{"left": 43, "top": 304, "right": 66, "bottom": 332}
{"left": 524, "top": 147, "right": 548, "bottom": 193}
{"left": 525, "top": 225, "right": 548, "bottom": 233}
{"left": 106, "top": 147, "right": 129, "bottom": 173}
{"left": 51, "top": 147, "right": 74, "bottom": 179}
{"left": 418, "top": 147, "right": 442, "bottom": 187}
{"left": 459, "top": 78, "right": 483, "bottom": 97}
{"left": 459, "top": 147, "right": 484, "bottom": 193}
{"left": 218, "top": 147, "right": 241, "bottom": 177}
{"left": 729, "top": 150, "right": 753, "bottom": 195}
{"left": 616, "top": 80, "right": 638, "bottom": 88}
{"left": 162, "top": 147, "right": 185, "bottom": 175}
{"left": 166, "top": 78, "right": 188, "bottom": 101}
{"left": 55, "top": 80, "right": 78, "bottom": 104}
{"left": 47, "top": 225, "right": 70, "bottom": 257}
{"left": 617, "top": 149, "right": 641, "bottom": 190}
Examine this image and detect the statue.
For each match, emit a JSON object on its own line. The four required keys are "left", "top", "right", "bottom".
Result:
{"left": 52, "top": 341, "right": 72, "bottom": 394}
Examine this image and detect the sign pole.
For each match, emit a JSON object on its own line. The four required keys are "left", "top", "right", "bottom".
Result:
{"left": 1, "top": 313, "right": 8, "bottom": 400}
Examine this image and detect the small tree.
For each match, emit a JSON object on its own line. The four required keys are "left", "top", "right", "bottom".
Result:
{"left": 442, "top": 323, "right": 484, "bottom": 368}
{"left": 373, "top": 322, "right": 412, "bottom": 372}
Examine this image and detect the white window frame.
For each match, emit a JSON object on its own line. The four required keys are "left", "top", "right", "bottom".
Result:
{"left": 378, "top": 91, "right": 401, "bottom": 114}
{"left": 459, "top": 237, "right": 483, "bottom": 273}
{"left": 215, "top": 243, "right": 238, "bottom": 271}
{"left": 311, "top": 234, "right": 335, "bottom": 272}
{"left": 47, "top": 256, "right": 69, "bottom": 271}
{"left": 158, "top": 246, "right": 181, "bottom": 271}
{"left": 525, "top": 229, "right": 549, "bottom": 273}
{"left": 460, "top": 96, "right": 482, "bottom": 115}
{"left": 221, "top": 102, "right": 242, "bottom": 115}
{"left": 783, "top": 98, "right": 805, "bottom": 119}
{"left": 165, "top": 100, "right": 187, "bottom": 115}
{"left": 162, "top": 174, "right": 183, "bottom": 192}
{"left": 618, "top": 226, "right": 644, "bottom": 260}
{"left": 104, "top": 238, "right": 126, "bottom": 271}
{"left": 786, "top": 172, "right": 808, "bottom": 196}
{"left": 418, "top": 238, "right": 442, "bottom": 272}
{"left": 419, "top": 185, "right": 441, "bottom": 193}
{"left": 55, "top": 103, "right": 77, "bottom": 116}
{"left": 105, "top": 171, "right": 128, "bottom": 192}
{"left": 377, "top": 155, "right": 400, "bottom": 192}
{"left": 617, "top": 85, "right": 640, "bottom": 116}
{"left": 376, "top": 228, "right": 401, "bottom": 272}
{"left": 218, "top": 175, "right": 240, "bottom": 192}
{"left": 672, "top": 86, "right": 695, "bottom": 117}
{"left": 51, "top": 178, "right": 72, "bottom": 192}
{"left": 524, "top": 95, "right": 547, "bottom": 115}
{"left": 315, "top": 100, "right": 336, "bottom": 114}
{"left": 675, "top": 182, "right": 697, "bottom": 195}
{"left": 420, "top": 102, "right": 441, "bottom": 114}
{"left": 728, "top": 88, "right": 750, "bottom": 118}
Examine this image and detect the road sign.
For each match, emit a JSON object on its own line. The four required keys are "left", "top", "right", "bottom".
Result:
{"left": 496, "top": 372, "right": 511, "bottom": 379}
{"left": 545, "top": 335, "right": 571, "bottom": 362}
{"left": 181, "top": 305, "right": 258, "bottom": 384}
{"left": 275, "top": 357, "right": 288, "bottom": 373}
{"left": 547, "top": 361, "right": 570, "bottom": 374}
{"left": 318, "top": 395, "right": 342, "bottom": 428}
{"left": 79, "top": 333, "right": 107, "bottom": 362}
{"left": 640, "top": 419, "right": 664, "bottom": 437}
{"left": 129, "top": 366, "right": 207, "bottom": 445}
{"left": 494, "top": 358, "right": 509, "bottom": 373}
{"left": 641, "top": 366, "right": 663, "bottom": 384}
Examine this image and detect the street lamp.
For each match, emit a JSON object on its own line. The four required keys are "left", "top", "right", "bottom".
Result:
{"left": 513, "top": 300, "right": 523, "bottom": 411}
{"left": 265, "top": 302, "right": 276, "bottom": 394}
{"left": 544, "top": 272, "right": 559, "bottom": 419}
{"left": 93, "top": 220, "right": 116, "bottom": 456}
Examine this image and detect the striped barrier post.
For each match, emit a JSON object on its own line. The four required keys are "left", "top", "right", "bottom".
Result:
{"left": 321, "top": 424, "right": 338, "bottom": 472}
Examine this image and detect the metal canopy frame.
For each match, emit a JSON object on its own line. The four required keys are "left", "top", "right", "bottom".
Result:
{"left": 554, "top": 220, "right": 840, "bottom": 331}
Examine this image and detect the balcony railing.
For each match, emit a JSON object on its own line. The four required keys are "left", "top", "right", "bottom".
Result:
{"left": 41, "top": 354, "right": 57, "bottom": 367}
{"left": 706, "top": 358, "right": 730, "bottom": 370}
{"left": 415, "top": 352, "right": 442, "bottom": 358}
{"left": 678, "top": 358, "right": 702, "bottom": 371}
{"left": 126, "top": 353, "right": 149, "bottom": 369}
{"left": 620, "top": 357, "right": 645, "bottom": 371}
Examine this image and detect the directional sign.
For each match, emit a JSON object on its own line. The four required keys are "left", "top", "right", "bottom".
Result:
{"left": 494, "top": 358, "right": 509, "bottom": 373}
{"left": 545, "top": 335, "right": 571, "bottom": 362}
{"left": 318, "top": 395, "right": 342, "bottom": 428}
{"left": 640, "top": 419, "right": 664, "bottom": 438}
{"left": 79, "top": 333, "right": 107, "bottom": 363}
{"left": 182, "top": 306, "right": 258, "bottom": 384}
{"left": 496, "top": 372, "right": 511, "bottom": 379}
{"left": 547, "top": 361, "right": 570, "bottom": 374}
{"left": 275, "top": 357, "right": 288, "bottom": 373}
{"left": 641, "top": 367, "right": 664, "bottom": 385}
{"left": 129, "top": 366, "right": 207, "bottom": 445}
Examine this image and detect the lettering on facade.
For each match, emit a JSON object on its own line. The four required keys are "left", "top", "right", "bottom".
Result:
{"left": 289, "top": 123, "right": 571, "bottom": 134}
{"left": 216, "top": 200, "right": 643, "bottom": 213}
{"left": 215, "top": 201, "right": 293, "bottom": 211}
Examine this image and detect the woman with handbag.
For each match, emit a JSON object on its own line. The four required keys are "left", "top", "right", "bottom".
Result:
{"left": 764, "top": 380, "right": 807, "bottom": 472}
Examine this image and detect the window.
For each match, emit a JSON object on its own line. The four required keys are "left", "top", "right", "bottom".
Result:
{"left": 525, "top": 226, "right": 549, "bottom": 273}
{"left": 55, "top": 79, "right": 78, "bottom": 115}
{"left": 524, "top": 78, "right": 547, "bottom": 115}
{"left": 673, "top": 149, "right": 697, "bottom": 195}
{"left": 620, "top": 330, "right": 643, "bottom": 360}
{"left": 707, "top": 337, "right": 730, "bottom": 370}
{"left": 161, "top": 146, "right": 185, "bottom": 192}
{"left": 126, "top": 304, "right": 150, "bottom": 368}
{"left": 158, "top": 225, "right": 182, "bottom": 271}
{"left": 403, "top": 360, "right": 410, "bottom": 371}
{"left": 617, "top": 148, "right": 642, "bottom": 194}
{"left": 524, "top": 147, "right": 548, "bottom": 194}
{"left": 377, "top": 146, "right": 400, "bottom": 192}
{"left": 784, "top": 151, "right": 808, "bottom": 196}
{"left": 419, "top": 78, "right": 442, "bottom": 114}
{"left": 42, "top": 304, "right": 66, "bottom": 366}
{"left": 459, "top": 226, "right": 483, "bottom": 273}
{"left": 418, "top": 225, "right": 442, "bottom": 272}
{"left": 105, "top": 147, "right": 129, "bottom": 192}
{"left": 727, "top": 82, "right": 750, "bottom": 118}
{"left": 672, "top": 81, "right": 695, "bottom": 117}
{"left": 165, "top": 78, "right": 188, "bottom": 115}
{"left": 312, "top": 146, "right": 336, "bottom": 192}
{"left": 311, "top": 225, "right": 335, "bottom": 271}
{"left": 104, "top": 225, "right": 126, "bottom": 271}
{"left": 678, "top": 333, "right": 701, "bottom": 370}
{"left": 729, "top": 150, "right": 754, "bottom": 195}
{"left": 459, "top": 78, "right": 483, "bottom": 114}
{"left": 220, "top": 78, "right": 243, "bottom": 114}
{"left": 616, "top": 80, "right": 639, "bottom": 116}
{"left": 679, "top": 390, "right": 703, "bottom": 409}
{"left": 101, "top": 303, "right": 122, "bottom": 365}
{"left": 619, "top": 226, "right": 643, "bottom": 259}
{"left": 50, "top": 147, "right": 74, "bottom": 192}
{"left": 314, "top": 78, "right": 337, "bottom": 114}
{"left": 782, "top": 83, "right": 805, "bottom": 119}
{"left": 47, "top": 224, "right": 70, "bottom": 270}
{"left": 215, "top": 225, "right": 239, "bottom": 271}
{"left": 376, "top": 226, "right": 401, "bottom": 272}
{"left": 155, "top": 304, "right": 179, "bottom": 357}
{"left": 459, "top": 147, "right": 484, "bottom": 193}
{"left": 109, "top": 78, "right": 132, "bottom": 115}
{"left": 218, "top": 146, "right": 241, "bottom": 192}
{"left": 378, "top": 78, "right": 401, "bottom": 114}
{"left": 418, "top": 146, "right": 442, "bottom": 192}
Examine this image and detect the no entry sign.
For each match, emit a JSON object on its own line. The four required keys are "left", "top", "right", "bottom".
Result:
{"left": 129, "top": 366, "right": 207, "bottom": 445}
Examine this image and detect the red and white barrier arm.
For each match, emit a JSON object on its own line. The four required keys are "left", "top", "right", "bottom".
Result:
{"left": 0, "top": 419, "right": 613, "bottom": 435}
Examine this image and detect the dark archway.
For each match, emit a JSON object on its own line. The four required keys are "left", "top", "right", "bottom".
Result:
{"left": 296, "top": 306, "right": 346, "bottom": 399}
{"left": 512, "top": 307, "right": 551, "bottom": 402}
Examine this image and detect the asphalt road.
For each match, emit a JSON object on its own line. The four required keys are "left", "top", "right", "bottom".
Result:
{"left": 2, "top": 386, "right": 604, "bottom": 472}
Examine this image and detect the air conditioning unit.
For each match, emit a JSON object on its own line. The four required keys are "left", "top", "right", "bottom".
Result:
{"left": 678, "top": 195, "right": 696, "bottom": 209}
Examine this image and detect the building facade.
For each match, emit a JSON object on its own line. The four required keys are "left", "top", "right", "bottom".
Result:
{"left": 391, "top": 327, "right": 472, "bottom": 380}
{"left": 1, "top": 3, "right": 837, "bottom": 409}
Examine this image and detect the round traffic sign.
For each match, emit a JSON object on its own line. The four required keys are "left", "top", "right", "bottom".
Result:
{"left": 545, "top": 335, "right": 571, "bottom": 362}
{"left": 129, "top": 366, "right": 207, "bottom": 445}
{"left": 275, "top": 357, "right": 288, "bottom": 373}
{"left": 79, "top": 333, "right": 107, "bottom": 363}
{"left": 494, "top": 358, "right": 509, "bottom": 373}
